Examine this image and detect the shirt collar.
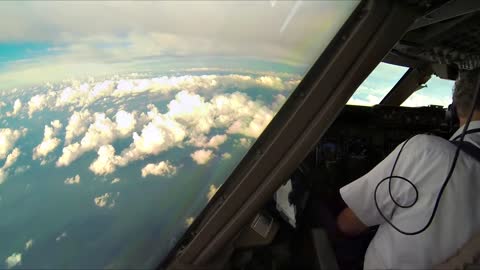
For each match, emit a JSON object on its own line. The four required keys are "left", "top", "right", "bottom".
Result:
{"left": 450, "top": 120, "right": 480, "bottom": 141}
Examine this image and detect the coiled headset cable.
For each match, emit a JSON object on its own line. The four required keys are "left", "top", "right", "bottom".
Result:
{"left": 374, "top": 70, "right": 480, "bottom": 235}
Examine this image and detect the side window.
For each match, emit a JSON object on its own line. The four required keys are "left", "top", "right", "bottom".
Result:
{"left": 402, "top": 75, "right": 454, "bottom": 107}
{"left": 347, "top": 62, "right": 408, "bottom": 106}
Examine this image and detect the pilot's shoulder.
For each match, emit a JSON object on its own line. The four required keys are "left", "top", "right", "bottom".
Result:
{"left": 407, "top": 134, "right": 455, "bottom": 154}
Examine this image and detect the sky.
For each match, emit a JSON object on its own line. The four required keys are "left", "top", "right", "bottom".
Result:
{"left": 0, "top": 1, "right": 358, "bottom": 89}
{"left": 348, "top": 62, "right": 454, "bottom": 107}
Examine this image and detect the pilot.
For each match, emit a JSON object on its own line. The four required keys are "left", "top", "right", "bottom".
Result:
{"left": 336, "top": 68, "right": 480, "bottom": 269}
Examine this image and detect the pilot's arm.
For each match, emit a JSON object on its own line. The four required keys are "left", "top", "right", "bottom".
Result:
{"left": 336, "top": 141, "right": 412, "bottom": 236}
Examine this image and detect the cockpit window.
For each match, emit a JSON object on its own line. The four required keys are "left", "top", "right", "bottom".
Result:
{"left": 402, "top": 75, "right": 454, "bottom": 107}
{"left": 347, "top": 62, "right": 409, "bottom": 106}
{"left": 0, "top": 1, "right": 359, "bottom": 269}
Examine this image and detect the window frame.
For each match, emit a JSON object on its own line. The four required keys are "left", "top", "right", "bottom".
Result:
{"left": 162, "top": 0, "right": 422, "bottom": 268}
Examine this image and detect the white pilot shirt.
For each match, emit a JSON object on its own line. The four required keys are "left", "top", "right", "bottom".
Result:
{"left": 340, "top": 121, "right": 480, "bottom": 269}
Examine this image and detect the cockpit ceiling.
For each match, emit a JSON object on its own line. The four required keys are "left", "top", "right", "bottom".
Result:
{"left": 386, "top": 4, "right": 480, "bottom": 71}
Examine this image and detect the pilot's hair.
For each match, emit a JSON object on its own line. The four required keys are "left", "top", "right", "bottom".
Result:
{"left": 453, "top": 68, "right": 480, "bottom": 117}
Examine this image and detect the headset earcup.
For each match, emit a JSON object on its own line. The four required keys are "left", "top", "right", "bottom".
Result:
{"left": 447, "top": 103, "right": 459, "bottom": 132}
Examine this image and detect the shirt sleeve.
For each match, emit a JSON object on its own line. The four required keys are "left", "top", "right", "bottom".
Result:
{"left": 339, "top": 141, "right": 411, "bottom": 227}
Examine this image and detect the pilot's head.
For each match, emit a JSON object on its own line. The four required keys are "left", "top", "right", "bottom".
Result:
{"left": 453, "top": 68, "right": 480, "bottom": 125}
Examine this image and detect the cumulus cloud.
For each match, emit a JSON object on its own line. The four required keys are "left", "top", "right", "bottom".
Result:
{"left": 0, "top": 147, "right": 23, "bottom": 185}
{"left": 189, "top": 134, "right": 227, "bottom": 149}
{"left": 50, "top": 120, "right": 62, "bottom": 130}
{"left": 3, "top": 148, "right": 21, "bottom": 169}
{"left": 5, "top": 253, "right": 21, "bottom": 269}
{"left": 117, "top": 112, "right": 186, "bottom": 165}
{"left": 94, "top": 192, "right": 119, "bottom": 208}
{"left": 56, "top": 143, "right": 81, "bottom": 167}
{"left": 236, "top": 138, "right": 253, "bottom": 148}
{"left": 65, "top": 110, "right": 93, "bottom": 144}
{"left": 111, "top": 177, "right": 120, "bottom": 184}
{"left": 64, "top": 174, "right": 80, "bottom": 185}
{"left": 6, "top": 99, "right": 22, "bottom": 117}
{"left": 55, "top": 232, "right": 67, "bottom": 242}
{"left": 58, "top": 111, "right": 137, "bottom": 167}
{"left": 12, "top": 73, "right": 298, "bottom": 119}
{"left": 25, "top": 239, "right": 33, "bottom": 251}
{"left": 54, "top": 88, "right": 281, "bottom": 173}
{"left": 221, "top": 152, "right": 232, "bottom": 160}
{"left": 89, "top": 145, "right": 118, "bottom": 175}
{"left": 0, "top": 128, "right": 26, "bottom": 159}
{"left": 27, "top": 94, "right": 49, "bottom": 117}
{"left": 207, "top": 184, "right": 220, "bottom": 201}
{"left": 34, "top": 75, "right": 297, "bottom": 112}
{"left": 211, "top": 92, "right": 275, "bottom": 138}
{"left": 115, "top": 110, "right": 136, "bottom": 136}
{"left": 32, "top": 121, "right": 62, "bottom": 162}
{"left": 141, "top": 161, "right": 177, "bottom": 178}
{"left": 191, "top": 149, "right": 214, "bottom": 165}
{"left": 106, "top": 91, "right": 276, "bottom": 170}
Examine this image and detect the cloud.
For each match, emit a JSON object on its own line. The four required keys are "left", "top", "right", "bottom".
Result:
{"left": 211, "top": 92, "right": 275, "bottom": 138}
{"left": 50, "top": 120, "right": 62, "bottom": 130}
{"left": 0, "top": 128, "right": 27, "bottom": 159}
{"left": 3, "top": 148, "right": 21, "bottom": 169}
{"left": 55, "top": 232, "right": 67, "bottom": 242}
{"left": 189, "top": 134, "right": 227, "bottom": 149}
{"left": 111, "top": 177, "right": 120, "bottom": 184}
{"left": 64, "top": 174, "right": 80, "bottom": 185}
{"left": 206, "top": 134, "right": 227, "bottom": 149}
{"left": 191, "top": 149, "right": 214, "bottom": 165}
{"left": 56, "top": 143, "right": 81, "bottom": 167}
{"left": 25, "top": 239, "right": 33, "bottom": 251}
{"left": 185, "top": 217, "right": 195, "bottom": 227}
{"left": 94, "top": 192, "right": 119, "bottom": 208}
{"left": 64, "top": 110, "right": 93, "bottom": 144}
{"left": 6, "top": 99, "right": 22, "bottom": 117}
{"left": 89, "top": 145, "right": 118, "bottom": 175}
{"left": 0, "top": 147, "right": 23, "bottom": 184}
{"left": 0, "top": 148, "right": 21, "bottom": 183}
{"left": 52, "top": 87, "right": 283, "bottom": 172}
{"left": 207, "top": 184, "right": 220, "bottom": 201}
{"left": 166, "top": 91, "right": 214, "bottom": 135}
{"left": 402, "top": 92, "right": 450, "bottom": 108}
{"left": 5, "top": 253, "right": 21, "bottom": 269}
{"left": 14, "top": 165, "right": 30, "bottom": 176}
{"left": 18, "top": 74, "right": 298, "bottom": 115}
{"left": 141, "top": 161, "right": 177, "bottom": 178}
{"left": 58, "top": 111, "right": 137, "bottom": 167}
{"left": 221, "top": 152, "right": 232, "bottom": 160}
{"left": 0, "top": 0, "right": 361, "bottom": 91}
{"left": 117, "top": 112, "right": 186, "bottom": 165}
{"left": 347, "top": 94, "right": 382, "bottom": 106}
{"left": 236, "top": 138, "right": 253, "bottom": 148}
{"left": 114, "top": 110, "right": 136, "bottom": 136}
{"left": 27, "top": 94, "right": 49, "bottom": 117}
{"left": 32, "top": 121, "right": 62, "bottom": 162}
{"left": 164, "top": 90, "right": 276, "bottom": 140}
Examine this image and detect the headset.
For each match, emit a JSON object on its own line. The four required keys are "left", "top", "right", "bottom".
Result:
{"left": 374, "top": 67, "right": 480, "bottom": 235}
{"left": 446, "top": 101, "right": 459, "bottom": 134}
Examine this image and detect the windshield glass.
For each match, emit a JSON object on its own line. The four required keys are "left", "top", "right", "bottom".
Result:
{"left": 402, "top": 75, "right": 454, "bottom": 107}
{"left": 0, "top": 1, "right": 359, "bottom": 269}
{"left": 347, "top": 62, "right": 409, "bottom": 106}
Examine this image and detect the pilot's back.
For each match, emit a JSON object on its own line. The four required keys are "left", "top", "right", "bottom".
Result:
{"left": 342, "top": 125, "right": 480, "bottom": 269}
